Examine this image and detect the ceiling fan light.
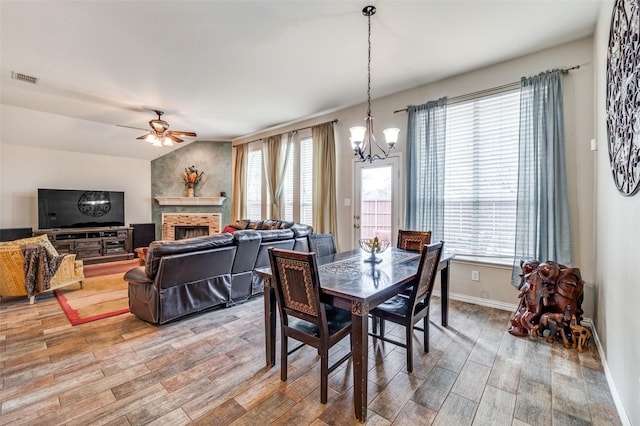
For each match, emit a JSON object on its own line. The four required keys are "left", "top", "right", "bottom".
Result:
{"left": 136, "top": 111, "right": 195, "bottom": 147}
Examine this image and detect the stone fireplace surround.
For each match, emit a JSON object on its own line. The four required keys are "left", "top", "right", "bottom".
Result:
{"left": 161, "top": 213, "right": 221, "bottom": 241}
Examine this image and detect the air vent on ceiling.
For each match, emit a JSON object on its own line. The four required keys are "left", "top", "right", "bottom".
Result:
{"left": 11, "top": 71, "right": 38, "bottom": 84}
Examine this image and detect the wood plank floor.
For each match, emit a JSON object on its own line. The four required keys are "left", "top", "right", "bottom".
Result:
{"left": 0, "top": 291, "right": 622, "bottom": 425}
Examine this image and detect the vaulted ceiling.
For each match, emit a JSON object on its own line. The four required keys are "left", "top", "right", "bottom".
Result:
{"left": 1, "top": 1, "right": 603, "bottom": 160}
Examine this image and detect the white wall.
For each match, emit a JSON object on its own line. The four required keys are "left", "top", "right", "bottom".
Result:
{"left": 0, "top": 144, "right": 152, "bottom": 229}
{"left": 234, "top": 37, "right": 596, "bottom": 314}
{"left": 594, "top": 1, "right": 638, "bottom": 424}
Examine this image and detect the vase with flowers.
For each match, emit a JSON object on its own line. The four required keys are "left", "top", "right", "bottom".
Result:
{"left": 182, "top": 165, "right": 204, "bottom": 197}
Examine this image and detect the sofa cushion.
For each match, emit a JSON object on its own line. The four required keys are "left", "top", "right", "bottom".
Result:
{"left": 291, "top": 223, "right": 313, "bottom": 238}
{"left": 145, "top": 233, "right": 235, "bottom": 277}
{"left": 231, "top": 230, "right": 261, "bottom": 274}
{"left": 258, "top": 229, "right": 294, "bottom": 242}
{"left": 0, "top": 233, "right": 58, "bottom": 257}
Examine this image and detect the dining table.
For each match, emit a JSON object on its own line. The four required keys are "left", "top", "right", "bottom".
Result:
{"left": 256, "top": 247, "right": 453, "bottom": 422}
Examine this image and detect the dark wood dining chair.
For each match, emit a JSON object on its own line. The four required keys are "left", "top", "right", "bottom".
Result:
{"left": 369, "top": 241, "right": 444, "bottom": 372}
{"left": 397, "top": 230, "right": 432, "bottom": 252}
{"left": 308, "top": 233, "right": 337, "bottom": 257}
{"left": 393, "top": 230, "right": 433, "bottom": 300}
{"left": 268, "top": 247, "right": 352, "bottom": 403}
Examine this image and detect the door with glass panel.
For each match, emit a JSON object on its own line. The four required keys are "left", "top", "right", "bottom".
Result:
{"left": 353, "top": 157, "right": 400, "bottom": 247}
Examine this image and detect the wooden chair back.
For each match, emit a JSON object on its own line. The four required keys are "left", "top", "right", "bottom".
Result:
{"left": 397, "top": 230, "right": 432, "bottom": 252}
{"left": 268, "top": 248, "right": 325, "bottom": 330}
{"left": 407, "top": 241, "right": 444, "bottom": 307}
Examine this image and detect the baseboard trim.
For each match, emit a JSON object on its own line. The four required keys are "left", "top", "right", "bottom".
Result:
{"left": 432, "top": 290, "right": 519, "bottom": 312}
{"left": 583, "top": 318, "right": 632, "bottom": 426}
{"left": 434, "top": 292, "right": 632, "bottom": 425}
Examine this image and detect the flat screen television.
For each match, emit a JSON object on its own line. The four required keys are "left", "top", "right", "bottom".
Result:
{"left": 38, "top": 188, "right": 125, "bottom": 230}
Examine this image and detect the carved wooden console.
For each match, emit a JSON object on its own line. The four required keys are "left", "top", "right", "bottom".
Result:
{"left": 36, "top": 226, "right": 134, "bottom": 265}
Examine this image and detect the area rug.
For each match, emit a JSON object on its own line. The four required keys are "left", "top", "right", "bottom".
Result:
{"left": 54, "top": 259, "right": 140, "bottom": 325}
{"left": 82, "top": 258, "right": 141, "bottom": 278}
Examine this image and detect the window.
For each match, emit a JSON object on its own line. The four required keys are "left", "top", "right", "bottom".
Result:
{"left": 299, "top": 137, "right": 313, "bottom": 225}
{"left": 282, "top": 136, "right": 313, "bottom": 224}
{"left": 249, "top": 135, "right": 313, "bottom": 224}
{"left": 443, "top": 89, "right": 520, "bottom": 259}
{"left": 246, "top": 145, "right": 263, "bottom": 220}
{"left": 283, "top": 143, "right": 295, "bottom": 220}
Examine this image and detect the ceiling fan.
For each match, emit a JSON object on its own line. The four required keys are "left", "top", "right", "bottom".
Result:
{"left": 135, "top": 110, "right": 197, "bottom": 146}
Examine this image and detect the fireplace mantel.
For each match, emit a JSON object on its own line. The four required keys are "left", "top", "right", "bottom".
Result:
{"left": 155, "top": 196, "right": 225, "bottom": 206}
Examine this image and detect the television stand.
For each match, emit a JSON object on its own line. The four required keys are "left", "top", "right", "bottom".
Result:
{"left": 36, "top": 226, "right": 134, "bottom": 265}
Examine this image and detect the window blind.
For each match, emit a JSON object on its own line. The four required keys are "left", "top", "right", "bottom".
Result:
{"left": 283, "top": 143, "right": 295, "bottom": 220}
{"left": 246, "top": 148, "right": 262, "bottom": 220}
{"left": 300, "top": 137, "right": 313, "bottom": 226}
{"left": 443, "top": 89, "right": 520, "bottom": 258}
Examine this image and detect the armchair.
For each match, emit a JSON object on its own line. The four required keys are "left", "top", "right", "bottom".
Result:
{"left": 0, "top": 234, "right": 84, "bottom": 304}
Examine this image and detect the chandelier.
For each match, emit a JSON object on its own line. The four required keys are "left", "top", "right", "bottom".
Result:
{"left": 349, "top": 5, "right": 399, "bottom": 163}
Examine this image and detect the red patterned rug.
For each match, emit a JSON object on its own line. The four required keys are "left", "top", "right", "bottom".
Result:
{"left": 54, "top": 259, "right": 140, "bottom": 325}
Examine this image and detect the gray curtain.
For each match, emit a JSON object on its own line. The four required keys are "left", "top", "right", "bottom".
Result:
{"left": 312, "top": 122, "right": 337, "bottom": 237}
{"left": 511, "top": 69, "right": 571, "bottom": 285}
{"left": 405, "top": 97, "right": 448, "bottom": 242}
{"left": 232, "top": 143, "right": 248, "bottom": 221}
{"left": 263, "top": 135, "right": 291, "bottom": 220}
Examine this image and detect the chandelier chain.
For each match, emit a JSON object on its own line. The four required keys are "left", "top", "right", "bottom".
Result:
{"left": 367, "top": 10, "right": 372, "bottom": 117}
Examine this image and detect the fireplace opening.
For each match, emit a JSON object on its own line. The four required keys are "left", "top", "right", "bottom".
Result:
{"left": 174, "top": 226, "right": 209, "bottom": 240}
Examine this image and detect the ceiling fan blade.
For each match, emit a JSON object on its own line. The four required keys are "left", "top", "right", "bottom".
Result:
{"left": 168, "top": 130, "right": 197, "bottom": 137}
{"left": 136, "top": 133, "right": 151, "bottom": 140}
{"left": 117, "top": 124, "right": 149, "bottom": 131}
{"left": 166, "top": 134, "right": 184, "bottom": 143}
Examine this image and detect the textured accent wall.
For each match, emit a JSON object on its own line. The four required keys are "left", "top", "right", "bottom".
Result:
{"left": 151, "top": 141, "right": 232, "bottom": 239}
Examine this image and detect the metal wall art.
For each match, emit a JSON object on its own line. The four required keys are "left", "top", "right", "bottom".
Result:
{"left": 606, "top": 0, "right": 640, "bottom": 196}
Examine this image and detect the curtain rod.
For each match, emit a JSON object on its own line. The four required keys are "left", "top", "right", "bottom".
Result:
{"left": 242, "top": 119, "right": 338, "bottom": 145}
{"left": 393, "top": 65, "right": 581, "bottom": 114}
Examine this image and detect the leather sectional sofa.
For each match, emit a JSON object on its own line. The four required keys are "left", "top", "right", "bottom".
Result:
{"left": 124, "top": 220, "right": 312, "bottom": 324}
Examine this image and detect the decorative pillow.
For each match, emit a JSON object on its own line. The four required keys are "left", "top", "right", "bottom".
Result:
{"left": 0, "top": 233, "right": 58, "bottom": 257}
{"left": 222, "top": 225, "right": 238, "bottom": 233}
{"left": 246, "top": 220, "right": 263, "bottom": 230}
{"left": 261, "top": 220, "right": 281, "bottom": 230}
{"left": 230, "top": 219, "right": 249, "bottom": 230}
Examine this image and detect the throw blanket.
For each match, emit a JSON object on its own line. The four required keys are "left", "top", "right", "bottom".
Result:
{"left": 23, "top": 244, "right": 64, "bottom": 297}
